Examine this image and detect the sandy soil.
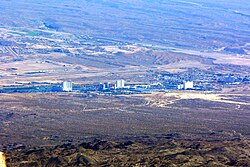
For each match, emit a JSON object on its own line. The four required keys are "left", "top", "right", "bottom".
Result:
{"left": 153, "top": 60, "right": 209, "bottom": 73}
{"left": 136, "top": 92, "right": 250, "bottom": 108}
{"left": 170, "top": 48, "right": 250, "bottom": 67}
{"left": 0, "top": 152, "right": 6, "bottom": 167}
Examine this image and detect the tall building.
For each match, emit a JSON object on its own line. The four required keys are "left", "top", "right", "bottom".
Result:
{"left": 115, "top": 80, "right": 125, "bottom": 89}
{"left": 62, "top": 81, "right": 73, "bottom": 92}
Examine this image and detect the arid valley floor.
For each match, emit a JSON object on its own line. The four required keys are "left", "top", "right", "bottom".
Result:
{"left": 0, "top": 87, "right": 250, "bottom": 166}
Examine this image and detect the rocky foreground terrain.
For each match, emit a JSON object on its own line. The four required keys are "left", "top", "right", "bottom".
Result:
{"left": 0, "top": 92, "right": 249, "bottom": 166}
{"left": 3, "top": 134, "right": 250, "bottom": 167}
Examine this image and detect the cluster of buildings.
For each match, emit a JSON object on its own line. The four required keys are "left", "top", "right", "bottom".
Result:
{"left": 177, "top": 81, "right": 194, "bottom": 90}
{"left": 55, "top": 71, "right": 250, "bottom": 93}
{"left": 57, "top": 79, "right": 194, "bottom": 94}
{"left": 57, "top": 80, "right": 127, "bottom": 92}
{"left": 0, "top": 79, "right": 195, "bottom": 94}
{"left": 154, "top": 69, "right": 250, "bottom": 91}
{"left": 2, "top": 68, "right": 249, "bottom": 94}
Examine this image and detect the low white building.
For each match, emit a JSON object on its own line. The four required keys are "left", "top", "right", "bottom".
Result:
{"left": 177, "top": 81, "right": 194, "bottom": 90}
{"left": 184, "top": 81, "right": 194, "bottom": 90}
{"left": 177, "top": 84, "right": 184, "bottom": 90}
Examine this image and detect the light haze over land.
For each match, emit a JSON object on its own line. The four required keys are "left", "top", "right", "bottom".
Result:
{"left": 1, "top": 0, "right": 250, "bottom": 53}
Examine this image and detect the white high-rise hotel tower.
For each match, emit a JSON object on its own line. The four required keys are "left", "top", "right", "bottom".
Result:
{"left": 115, "top": 80, "right": 125, "bottom": 89}
{"left": 62, "top": 81, "right": 73, "bottom": 92}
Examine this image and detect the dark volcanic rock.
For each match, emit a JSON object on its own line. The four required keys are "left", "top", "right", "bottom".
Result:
{"left": 115, "top": 141, "right": 134, "bottom": 149}
{"left": 4, "top": 137, "right": 250, "bottom": 167}
{"left": 71, "top": 154, "right": 92, "bottom": 166}
{"left": 79, "top": 139, "right": 115, "bottom": 151}
{"left": 46, "top": 157, "right": 64, "bottom": 167}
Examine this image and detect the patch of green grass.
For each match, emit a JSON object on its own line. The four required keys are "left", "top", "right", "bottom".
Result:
{"left": 27, "top": 30, "right": 40, "bottom": 36}
{"left": 10, "top": 31, "right": 24, "bottom": 36}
